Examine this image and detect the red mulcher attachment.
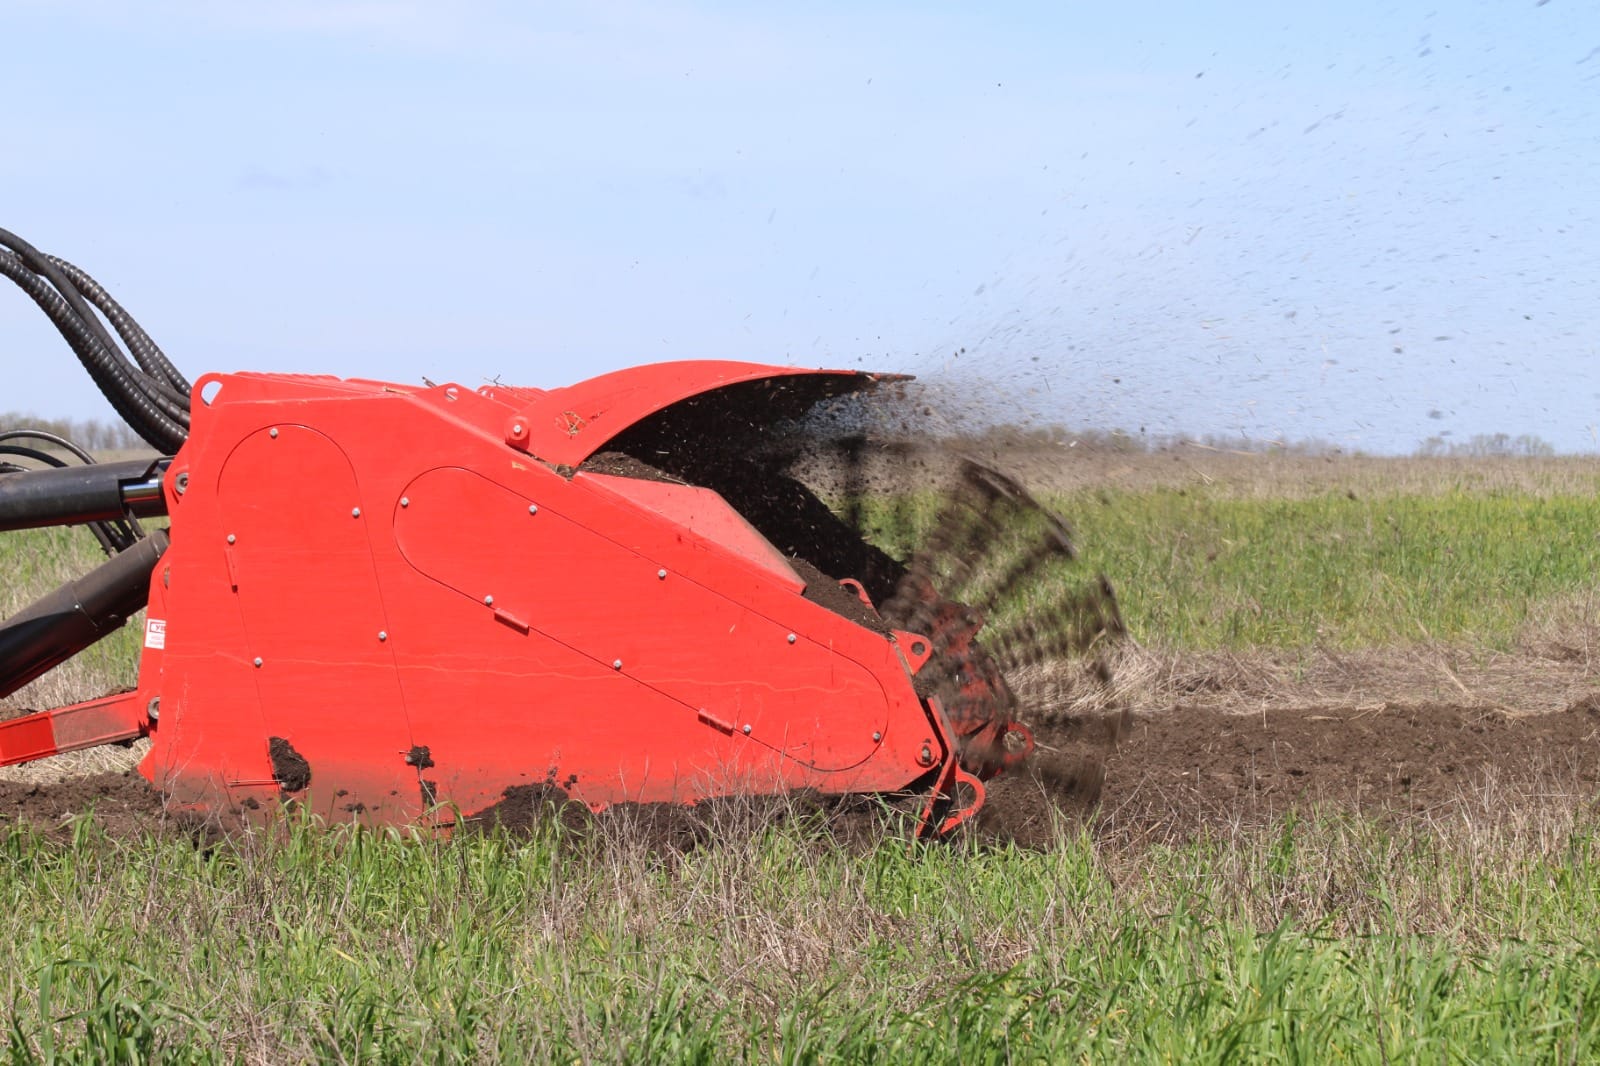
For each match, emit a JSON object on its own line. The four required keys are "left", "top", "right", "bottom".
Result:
{"left": 0, "top": 360, "right": 1029, "bottom": 836}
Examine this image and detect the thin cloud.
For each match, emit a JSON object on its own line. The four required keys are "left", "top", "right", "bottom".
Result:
{"left": 237, "top": 165, "right": 332, "bottom": 192}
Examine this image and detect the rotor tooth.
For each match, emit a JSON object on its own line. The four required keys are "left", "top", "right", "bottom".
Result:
{"left": 1094, "top": 575, "right": 1127, "bottom": 637}
{"left": 989, "top": 624, "right": 1104, "bottom": 674}
{"left": 925, "top": 605, "right": 985, "bottom": 659}
{"left": 957, "top": 530, "right": 1078, "bottom": 612}
{"left": 983, "top": 583, "right": 1124, "bottom": 672}
{"left": 916, "top": 499, "right": 990, "bottom": 574}
{"left": 836, "top": 433, "right": 869, "bottom": 535}
{"left": 878, "top": 563, "right": 929, "bottom": 627}
{"left": 958, "top": 457, "right": 1077, "bottom": 546}
{"left": 896, "top": 472, "right": 1016, "bottom": 603}
{"left": 876, "top": 440, "right": 921, "bottom": 561}
{"left": 801, "top": 438, "right": 1127, "bottom": 806}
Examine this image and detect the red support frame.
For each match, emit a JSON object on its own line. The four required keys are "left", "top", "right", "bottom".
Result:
{"left": 0, "top": 691, "right": 148, "bottom": 766}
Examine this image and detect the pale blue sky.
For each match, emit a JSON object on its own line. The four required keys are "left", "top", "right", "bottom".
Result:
{"left": 4, "top": 1, "right": 1597, "bottom": 452}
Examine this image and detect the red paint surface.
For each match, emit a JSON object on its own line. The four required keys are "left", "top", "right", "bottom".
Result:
{"left": 86, "top": 363, "right": 963, "bottom": 828}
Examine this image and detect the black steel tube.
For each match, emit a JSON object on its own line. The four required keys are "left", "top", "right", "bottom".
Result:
{"left": 0, "top": 458, "right": 169, "bottom": 532}
{"left": 0, "top": 529, "right": 168, "bottom": 699}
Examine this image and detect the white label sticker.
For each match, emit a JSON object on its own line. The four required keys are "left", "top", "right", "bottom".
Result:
{"left": 144, "top": 618, "right": 167, "bottom": 650}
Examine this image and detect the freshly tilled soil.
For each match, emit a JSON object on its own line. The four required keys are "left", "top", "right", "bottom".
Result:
{"left": 1092, "top": 698, "right": 1600, "bottom": 842}
{"left": 0, "top": 770, "right": 166, "bottom": 839}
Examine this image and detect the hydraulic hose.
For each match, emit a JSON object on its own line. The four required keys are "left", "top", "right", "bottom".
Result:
{"left": 48, "top": 255, "right": 190, "bottom": 397}
{"left": 0, "top": 529, "right": 168, "bottom": 699}
{"left": 0, "top": 237, "right": 189, "bottom": 453}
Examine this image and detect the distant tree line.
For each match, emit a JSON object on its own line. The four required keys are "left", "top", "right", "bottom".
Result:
{"left": 947, "top": 423, "right": 1565, "bottom": 459}
{"left": 0, "top": 412, "right": 148, "bottom": 453}
{"left": 947, "top": 422, "right": 1346, "bottom": 457}
{"left": 1414, "top": 433, "right": 1556, "bottom": 458}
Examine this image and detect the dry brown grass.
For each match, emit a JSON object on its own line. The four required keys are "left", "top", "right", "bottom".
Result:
{"left": 1015, "top": 638, "right": 1600, "bottom": 721}
{"left": 887, "top": 444, "right": 1600, "bottom": 500}
{"left": 0, "top": 525, "right": 145, "bottom": 782}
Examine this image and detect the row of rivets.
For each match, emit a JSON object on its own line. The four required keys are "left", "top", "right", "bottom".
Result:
{"left": 394, "top": 497, "right": 536, "bottom": 515}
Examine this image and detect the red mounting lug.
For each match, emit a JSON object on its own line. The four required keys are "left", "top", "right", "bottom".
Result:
{"left": 892, "top": 630, "right": 934, "bottom": 675}
{"left": 839, "top": 578, "right": 876, "bottom": 612}
{"left": 913, "top": 761, "right": 987, "bottom": 840}
{"left": 938, "top": 768, "right": 987, "bottom": 835}
{"left": 911, "top": 694, "right": 986, "bottom": 841}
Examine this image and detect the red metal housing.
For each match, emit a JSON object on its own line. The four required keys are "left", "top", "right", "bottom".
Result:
{"left": 82, "top": 361, "right": 969, "bottom": 828}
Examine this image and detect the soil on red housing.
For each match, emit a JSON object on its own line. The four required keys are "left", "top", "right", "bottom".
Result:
{"left": 463, "top": 783, "right": 592, "bottom": 836}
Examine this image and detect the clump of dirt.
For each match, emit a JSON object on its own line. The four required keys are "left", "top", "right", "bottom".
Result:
{"left": 464, "top": 783, "right": 591, "bottom": 836}
{"left": 267, "top": 737, "right": 311, "bottom": 792}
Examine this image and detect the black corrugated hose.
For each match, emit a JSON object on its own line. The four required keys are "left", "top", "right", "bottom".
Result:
{"left": 0, "top": 228, "right": 189, "bottom": 453}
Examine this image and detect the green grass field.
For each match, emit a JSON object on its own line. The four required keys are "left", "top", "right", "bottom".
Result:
{"left": 1065, "top": 487, "right": 1600, "bottom": 650}
{"left": 3, "top": 810, "right": 1598, "bottom": 1062}
{"left": 2, "top": 457, "right": 1599, "bottom": 1062}
{"left": 856, "top": 479, "right": 1600, "bottom": 650}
